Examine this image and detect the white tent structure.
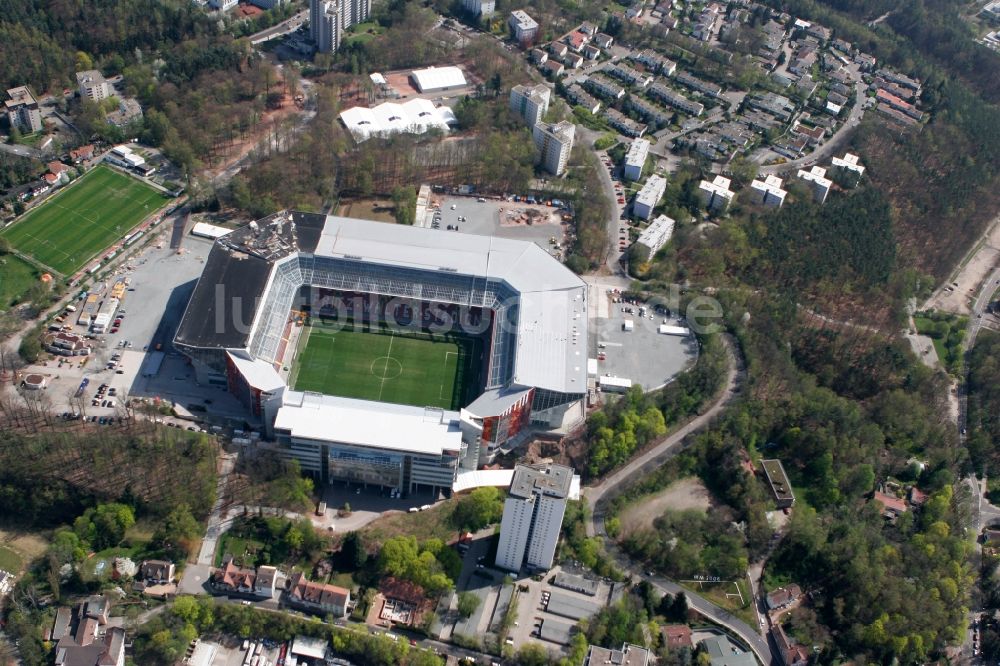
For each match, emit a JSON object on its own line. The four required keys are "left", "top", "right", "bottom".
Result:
{"left": 340, "top": 98, "right": 457, "bottom": 142}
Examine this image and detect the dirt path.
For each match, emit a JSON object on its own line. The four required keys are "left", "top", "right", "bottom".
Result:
{"left": 617, "top": 477, "right": 715, "bottom": 534}
{"left": 925, "top": 216, "right": 1000, "bottom": 315}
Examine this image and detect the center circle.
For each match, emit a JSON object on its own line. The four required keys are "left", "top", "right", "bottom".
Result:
{"left": 370, "top": 356, "right": 403, "bottom": 380}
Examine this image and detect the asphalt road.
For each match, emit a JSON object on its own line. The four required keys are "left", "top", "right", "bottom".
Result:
{"left": 760, "top": 77, "right": 868, "bottom": 176}
{"left": 248, "top": 9, "right": 308, "bottom": 45}
{"left": 581, "top": 335, "right": 775, "bottom": 664}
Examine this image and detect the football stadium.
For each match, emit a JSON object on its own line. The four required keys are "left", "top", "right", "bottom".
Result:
{"left": 174, "top": 212, "right": 588, "bottom": 494}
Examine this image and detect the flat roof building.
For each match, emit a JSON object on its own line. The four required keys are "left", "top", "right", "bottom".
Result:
{"left": 5, "top": 87, "right": 42, "bottom": 134}
{"left": 510, "top": 83, "right": 551, "bottom": 128}
{"left": 496, "top": 463, "right": 574, "bottom": 571}
{"left": 797, "top": 165, "right": 832, "bottom": 203}
{"left": 509, "top": 10, "right": 539, "bottom": 44}
{"left": 633, "top": 174, "right": 667, "bottom": 220}
{"left": 584, "top": 643, "right": 652, "bottom": 666}
{"left": 750, "top": 174, "right": 787, "bottom": 208}
{"left": 623, "top": 138, "right": 650, "bottom": 181}
{"left": 76, "top": 70, "right": 113, "bottom": 102}
{"left": 761, "top": 459, "right": 795, "bottom": 509}
{"left": 634, "top": 214, "right": 675, "bottom": 259}
{"left": 410, "top": 66, "right": 467, "bottom": 93}
{"left": 698, "top": 175, "right": 735, "bottom": 213}
{"left": 831, "top": 152, "right": 865, "bottom": 178}
{"left": 533, "top": 120, "right": 574, "bottom": 176}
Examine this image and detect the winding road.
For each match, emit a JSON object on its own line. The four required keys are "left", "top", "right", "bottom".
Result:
{"left": 581, "top": 335, "right": 776, "bottom": 664}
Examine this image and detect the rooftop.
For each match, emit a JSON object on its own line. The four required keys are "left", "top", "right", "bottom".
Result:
{"left": 410, "top": 66, "right": 467, "bottom": 90}
{"left": 510, "top": 9, "right": 538, "bottom": 29}
{"left": 340, "top": 98, "right": 456, "bottom": 142}
{"left": 509, "top": 463, "right": 574, "bottom": 500}
{"left": 275, "top": 392, "right": 463, "bottom": 456}
{"left": 761, "top": 459, "right": 795, "bottom": 502}
{"left": 584, "top": 643, "right": 651, "bottom": 666}
{"left": 5, "top": 86, "right": 37, "bottom": 109}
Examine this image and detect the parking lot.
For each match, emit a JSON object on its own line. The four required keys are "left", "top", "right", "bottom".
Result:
{"left": 11, "top": 226, "right": 246, "bottom": 422}
{"left": 594, "top": 291, "right": 699, "bottom": 391}
{"left": 418, "top": 195, "right": 569, "bottom": 257}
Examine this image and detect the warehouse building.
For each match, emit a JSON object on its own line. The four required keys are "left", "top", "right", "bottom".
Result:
{"left": 409, "top": 66, "right": 467, "bottom": 94}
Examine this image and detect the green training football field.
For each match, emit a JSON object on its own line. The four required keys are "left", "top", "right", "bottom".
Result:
{"left": 291, "top": 324, "right": 481, "bottom": 410}
{"left": 0, "top": 165, "right": 169, "bottom": 275}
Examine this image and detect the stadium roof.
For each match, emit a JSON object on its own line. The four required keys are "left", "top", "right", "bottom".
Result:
{"left": 314, "top": 216, "right": 587, "bottom": 394}
{"left": 340, "top": 98, "right": 457, "bottom": 142}
{"left": 227, "top": 352, "right": 284, "bottom": 392}
{"left": 275, "top": 391, "right": 463, "bottom": 456}
{"left": 410, "top": 66, "right": 467, "bottom": 92}
{"left": 175, "top": 212, "right": 588, "bottom": 396}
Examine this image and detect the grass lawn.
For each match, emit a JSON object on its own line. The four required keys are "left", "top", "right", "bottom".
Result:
{"left": 0, "top": 165, "right": 170, "bottom": 275}
{"left": 681, "top": 579, "right": 757, "bottom": 628}
{"left": 359, "top": 501, "right": 458, "bottom": 546}
{"left": 216, "top": 533, "right": 266, "bottom": 568}
{"left": 291, "top": 323, "right": 481, "bottom": 410}
{"left": 0, "top": 254, "right": 41, "bottom": 307}
{"left": 0, "top": 545, "right": 23, "bottom": 573}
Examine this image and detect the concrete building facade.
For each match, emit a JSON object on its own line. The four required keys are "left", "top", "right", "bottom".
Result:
{"left": 633, "top": 174, "right": 667, "bottom": 219}
{"left": 623, "top": 138, "right": 650, "bottom": 181}
{"left": 76, "top": 70, "right": 113, "bottom": 102}
{"left": 532, "top": 121, "right": 574, "bottom": 176}
{"left": 509, "top": 84, "right": 551, "bottom": 127}
{"left": 509, "top": 10, "right": 539, "bottom": 44}
{"left": 496, "top": 464, "right": 574, "bottom": 571}
{"left": 311, "top": 0, "right": 371, "bottom": 53}
{"left": 5, "top": 87, "right": 42, "bottom": 134}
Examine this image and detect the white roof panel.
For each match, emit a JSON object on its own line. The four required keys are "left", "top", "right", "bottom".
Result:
{"left": 312, "top": 216, "right": 587, "bottom": 393}
{"left": 226, "top": 352, "right": 284, "bottom": 392}
{"left": 411, "top": 66, "right": 467, "bottom": 91}
{"left": 275, "top": 392, "right": 463, "bottom": 456}
{"left": 340, "top": 98, "right": 454, "bottom": 142}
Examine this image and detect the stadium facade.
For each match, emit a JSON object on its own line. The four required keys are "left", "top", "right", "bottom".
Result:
{"left": 174, "top": 212, "right": 588, "bottom": 494}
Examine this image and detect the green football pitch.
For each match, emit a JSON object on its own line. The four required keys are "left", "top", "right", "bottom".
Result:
{"left": 291, "top": 325, "right": 481, "bottom": 410}
{"left": 0, "top": 165, "right": 169, "bottom": 275}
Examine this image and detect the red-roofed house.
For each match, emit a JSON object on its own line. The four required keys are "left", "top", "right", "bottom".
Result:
{"left": 908, "top": 487, "right": 928, "bottom": 506}
{"left": 564, "top": 31, "right": 588, "bottom": 52}
{"left": 69, "top": 144, "right": 95, "bottom": 163}
{"left": 662, "top": 624, "right": 693, "bottom": 649}
{"left": 771, "top": 625, "right": 810, "bottom": 666}
{"left": 211, "top": 560, "right": 257, "bottom": 595}
{"left": 872, "top": 491, "right": 908, "bottom": 519}
{"left": 285, "top": 572, "right": 350, "bottom": 617}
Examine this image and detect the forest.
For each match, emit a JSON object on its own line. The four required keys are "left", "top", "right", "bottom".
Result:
{"left": 0, "top": 405, "right": 218, "bottom": 527}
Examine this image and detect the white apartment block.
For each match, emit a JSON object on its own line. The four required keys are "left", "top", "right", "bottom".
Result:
{"left": 76, "top": 70, "right": 112, "bottom": 102}
{"left": 311, "top": 0, "right": 371, "bottom": 53}
{"left": 209, "top": 0, "right": 238, "bottom": 10}
{"left": 623, "top": 138, "right": 650, "bottom": 181}
{"left": 495, "top": 464, "right": 574, "bottom": 572}
{"left": 750, "top": 174, "right": 787, "bottom": 208}
{"left": 633, "top": 174, "right": 667, "bottom": 220}
{"left": 635, "top": 214, "right": 675, "bottom": 258}
{"left": 698, "top": 175, "right": 735, "bottom": 212}
{"left": 509, "top": 10, "right": 539, "bottom": 44}
{"left": 463, "top": 0, "right": 495, "bottom": 17}
{"left": 533, "top": 121, "right": 574, "bottom": 176}
{"left": 5, "top": 87, "right": 42, "bottom": 134}
{"left": 830, "top": 152, "right": 865, "bottom": 178}
{"left": 509, "top": 84, "right": 550, "bottom": 127}
{"left": 797, "top": 166, "right": 832, "bottom": 203}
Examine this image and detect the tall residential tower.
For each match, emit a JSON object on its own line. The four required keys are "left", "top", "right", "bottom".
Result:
{"left": 495, "top": 464, "right": 574, "bottom": 572}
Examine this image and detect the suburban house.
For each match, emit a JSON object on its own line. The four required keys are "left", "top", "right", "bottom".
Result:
{"left": 662, "top": 624, "right": 694, "bottom": 650}
{"left": 51, "top": 596, "right": 125, "bottom": 666}
{"left": 766, "top": 584, "right": 802, "bottom": 611}
{"left": 871, "top": 491, "right": 908, "bottom": 520}
{"left": 139, "top": 560, "right": 175, "bottom": 584}
{"left": 771, "top": 625, "right": 810, "bottom": 666}
{"left": 212, "top": 559, "right": 259, "bottom": 597}
{"left": 69, "top": 144, "right": 95, "bottom": 163}
{"left": 284, "top": 572, "right": 351, "bottom": 617}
